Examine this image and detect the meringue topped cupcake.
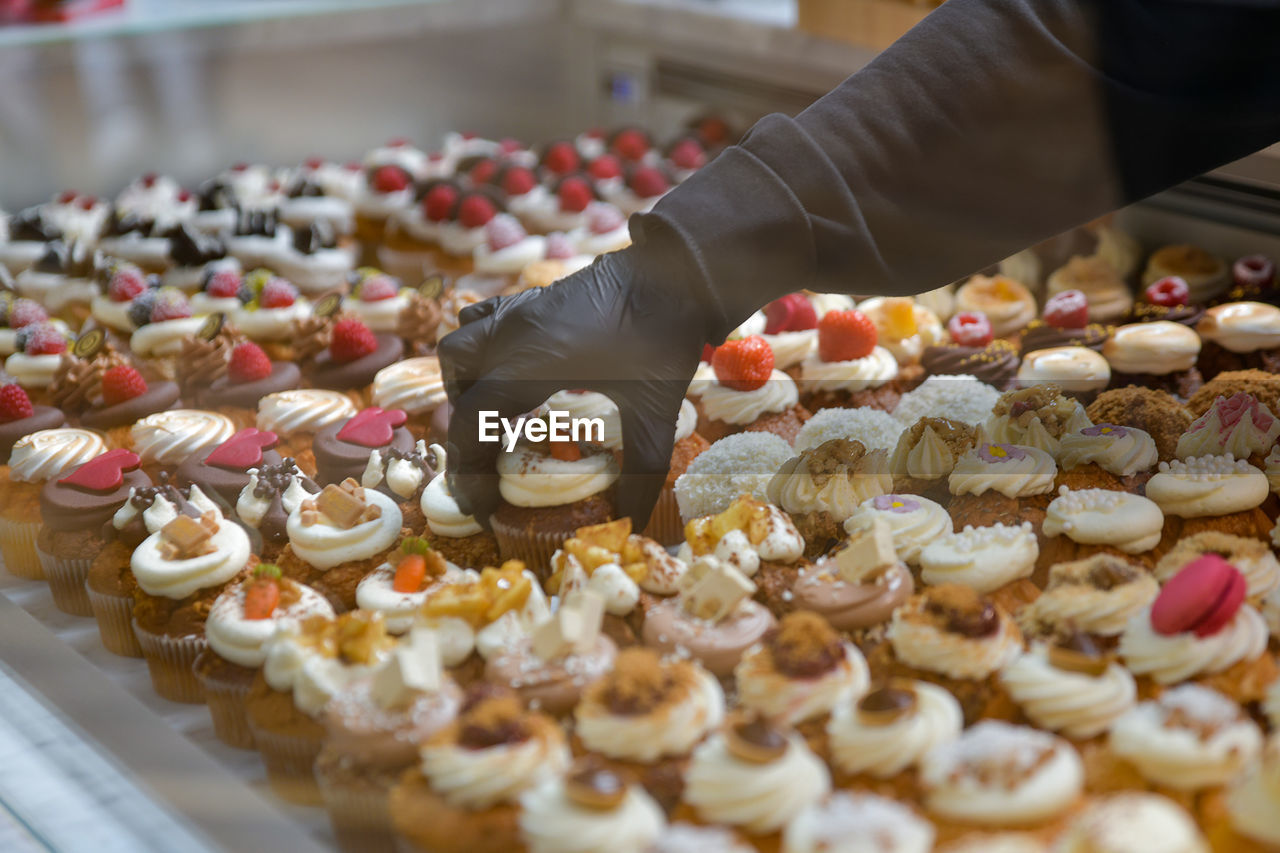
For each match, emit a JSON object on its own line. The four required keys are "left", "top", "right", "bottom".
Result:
{"left": 1196, "top": 301, "right": 1280, "bottom": 375}
{"left": 131, "top": 409, "right": 236, "bottom": 476}
{"left": 519, "top": 760, "right": 665, "bottom": 853}
{"left": 257, "top": 388, "right": 359, "bottom": 474}
{"left": 954, "top": 274, "right": 1037, "bottom": 339}
{"left": 1103, "top": 321, "right": 1203, "bottom": 398}
{"left": 1016, "top": 347, "right": 1112, "bottom": 401}
{"left": 1039, "top": 486, "right": 1165, "bottom": 571}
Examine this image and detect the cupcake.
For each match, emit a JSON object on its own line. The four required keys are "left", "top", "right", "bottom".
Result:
{"left": 0, "top": 382, "right": 64, "bottom": 463}
{"left": 268, "top": 221, "right": 356, "bottom": 295}
{"left": 694, "top": 336, "right": 810, "bottom": 443}
{"left": 647, "top": 823, "right": 754, "bottom": 853}
{"left": 1187, "top": 367, "right": 1280, "bottom": 417}
{"left": 388, "top": 690, "right": 570, "bottom": 853}
{"left": 0, "top": 206, "right": 61, "bottom": 273}
{"left": 758, "top": 293, "right": 818, "bottom": 375}
{"left": 226, "top": 271, "right": 312, "bottom": 355}
{"left": 341, "top": 267, "right": 412, "bottom": 332}
{"left": 37, "top": 447, "right": 149, "bottom": 616}
{"left": 641, "top": 558, "right": 777, "bottom": 678}
{"left": 519, "top": 760, "right": 665, "bottom": 853}
{"left": 79, "top": 363, "right": 182, "bottom": 447}
{"left": 0, "top": 427, "right": 107, "bottom": 579}
{"left": 127, "top": 288, "right": 205, "bottom": 380}
{"left": 1060, "top": 794, "right": 1207, "bottom": 853}
{"left": 999, "top": 632, "right": 1136, "bottom": 740}
{"left": 892, "top": 373, "right": 1003, "bottom": 428}
{"left": 1038, "top": 487, "right": 1164, "bottom": 574}
{"left": 1128, "top": 275, "right": 1207, "bottom": 327}
{"left": 825, "top": 679, "right": 962, "bottom": 789}
{"left": 307, "top": 316, "right": 405, "bottom": 398}
{"left": 247, "top": 611, "right": 396, "bottom": 803}
{"left": 798, "top": 311, "right": 900, "bottom": 413}
{"left": 1154, "top": 531, "right": 1280, "bottom": 602}
{"left": 1221, "top": 735, "right": 1280, "bottom": 850}
{"left": 354, "top": 536, "right": 463, "bottom": 634}
{"left": 353, "top": 140, "right": 429, "bottom": 247}
{"left": 232, "top": 457, "right": 318, "bottom": 559}
{"left": 195, "top": 564, "right": 334, "bottom": 748}
{"left": 1196, "top": 301, "right": 1280, "bottom": 375}
{"left": 877, "top": 584, "right": 1023, "bottom": 723}
{"left": 918, "top": 522, "right": 1041, "bottom": 612}
{"left": 843, "top": 493, "right": 952, "bottom": 568}
{"left": 567, "top": 202, "right": 631, "bottom": 258}
{"left": 680, "top": 714, "right": 830, "bottom": 840}
{"left": 256, "top": 388, "right": 358, "bottom": 474}
{"left": 378, "top": 180, "right": 456, "bottom": 278}
{"left": 1018, "top": 289, "right": 1112, "bottom": 354}
{"left": 1086, "top": 385, "right": 1192, "bottom": 462}
{"left": 4, "top": 321, "right": 71, "bottom": 400}
{"left": 130, "top": 409, "right": 236, "bottom": 478}
{"left": 733, "top": 610, "right": 869, "bottom": 733}
{"left": 1016, "top": 553, "right": 1158, "bottom": 648}
{"left": 1103, "top": 322, "right": 1203, "bottom": 398}
{"left": 490, "top": 439, "right": 619, "bottom": 576}
{"left": 794, "top": 406, "right": 903, "bottom": 454}
{"left": 1045, "top": 257, "right": 1133, "bottom": 323}
{"left": 277, "top": 478, "right": 406, "bottom": 611}
{"left": 573, "top": 647, "right": 723, "bottom": 813}
{"left": 16, "top": 240, "right": 99, "bottom": 323}
{"left": 1144, "top": 454, "right": 1272, "bottom": 543}
{"left": 954, "top": 274, "right": 1037, "bottom": 339}
{"left": 438, "top": 191, "right": 506, "bottom": 268}
{"left": 314, "top": 628, "right": 464, "bottom": 848}
{"left": 983, "top": 384, "right": 1093, "bottom": 457}
{"left": 946, "top": 442, "right": 1057, "bottom": 535}
{"left": 1016, "top": 347, "right": 1112, "bottom": 402}
{"left": 672, "top": 432, "right": 799, "bottom": 522}
{"left": 1056, "top": 423, "right": 1159, "bottom": 492}
{"left": 856, "top": 296, "right": 944, "bottom": 388}
{"left": 1142, "top": 244, "right": 1230, "bottom": 303}
{"left": 1119, "top": 555, "right": 1273, "bottom": 703}
{"left": 312, "top": 406, "right": 414, "bottom": 486}
{"left": 176, "top": 426, "right": 284, "bottom": 510}
{"left": 420, "top": 443, "right": 501, "bottom": 570}
{"left": 922, "top": 336, "right": 1021, "bottom": 391}
{"left": 783, "top": 792, "right": 934, "bottom": 853}
{"left": 160, "top": 224, "right": 237, "bottom": 293}
{"left": 886, "top": 416, "right": 974, "bottom": 502}
{"left": 521, "top": 173, "right": 595, "bottom": 235}
{"left": 190, "top": 340, "right": 301, "bottom": 431}
{"left": 360, "top": 438, "right": 434, "bottom": 530}
{"left": 919, "top": 721, "right": 1083, "bottom": 842}
{"left": 0, "top": 296, "right": 70, "bottom": 359}
{"left": 471, "top": 214, "right": 547, "bottom": 285}
{"left": 1176, "top": 392, "right": 1279, "bottom": 464}
{"left": 277, "top": 157, "right": 359, "bottom": 236}
{"left": 226, "top": 208, "right": 291, "bottom": 270}
{"left": 766, "top": 438, "right": 891, "bottom": 558}
{"left": 130, "top": 505, "right": 253, "bottom": 702}
{"left": 606, "top": 165, "right": 671, "bottom": 216}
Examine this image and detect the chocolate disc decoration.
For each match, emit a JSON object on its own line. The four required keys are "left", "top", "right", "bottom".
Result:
{"left": 314, "top": 291, "right": 343, "bottom": 318}
{"left": 72, "top": 327, "right": 106, "bottom": 359}
{"left": 419, "top": 274, "right": 446, "bottom": 300}
{"left": 197, "top": 312, "right": 224, "bottom": 341}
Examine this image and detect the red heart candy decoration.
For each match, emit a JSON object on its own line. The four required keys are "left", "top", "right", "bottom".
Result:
{"left": 1150, "top": 554, "right": 1246, "bottom": 637}
{"left": 59, "top": 448, "right": 140, "bottom": 492}
{"left": 337, "top": 407, "right": 408, "bottom": 448}
{"left": 206, "top": 428, "right": 279, "bottom": 469}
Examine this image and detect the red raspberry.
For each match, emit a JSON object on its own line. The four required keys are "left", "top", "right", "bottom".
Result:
{"left": 611, "top": 128, "right": 650, "bottom": 162}
{"left": 558, "top": 178, "right": 593, "bottom": 214}
{"left": 108, "top": 267, "right": 148, "bottom": 302}
{"left": 386, "top": 137, "right": 410, "bottom": 149}
{"left": 541, "top": 142, "right": 580, "bottom": 176}
{"left": 1144, "top": 276, "right": 1190, "bottom": 308}
{"left": 1233, "top": 255, "right": 1275, "bottom": 290}
{"left": 228, "top": 342, "right": 273, "bottom": 383}
{"left": 544, "top": 233, "right": 575, "bottom": 260}
{"left": 763, "top": 293, "right": 818, "bottom": 334}
{"left": 359, "top": 275, "right": 398, "bottom": 302}
{"left": 629, "top": 167, "right": 670, "bottom": 199}
{"left": 259, "top": 278, "right": 298, "bottom": 309}
{"left": 370, "top": 165, "right": 411, "bottom": 194}
{"left": 304, "top": 156, "right": 325, "bottom": 170}
{"left": 423, "top": 184, "right": 459, "bottom": 223}
{"left": 1043, "top": 289, "right": 1089, "bottom": 329}
{"left": 711, "top": 335, "right": 774, "bottom": 392}
{"left": 102, "top": 365, "right": 148, "bottom": 406}
{"left": 23, "top": 323, "right": 66, "bottom": 355}
{"left": 468, "top": 159, "right": 499, "bottom": 186}
{"left": 57, "top": 190, "right": 78, "bottom": 204}
{"left": 947, "top": 311, "right": 994, "bottom": 347}
{"left": 8, "top": 299, "right": 47, "bottom": 329}
{"left": 0, "top": 384, "right": 33, "bottom": 422}
{"left": 501, "top": 167, "right": 538, "bottom": 197}
{"left": 141, "top": 172, "right": 158, "bottom": 188}
{"left": 817, "top": 309, "right": 877, "bottom": 362}
{"left": 178, "top": 189, "right": 193, "bottom": 203}
{"left": 150, "top": 290, "right": 192, "bottom": 322}
{"left": 696, "top": 116, "right": 732, "bottom": 146}
{"left": 586, "top": 203, "right": 625, "bottom": 236}
{"left": 669, "top": 138, "right": 707, "bottom": 171}
{"left": 486, "top": 215, "right": 527, "bottom": 252}
{"left": 205, "top": 269, "right": 242, "bottom": 298}
{"left": 587, "top": 155, "right": 622, "bottom": 181}
{"left": 78, "top": 195, "right": 98, "bottom": 210}
{"left": 458, "top": 195, "right": 497, "bottom": 229}
{"left": 330, "top": 318, "right": 378, "bottom": 364}
{"left": 498, "top": 138, "right": 524, "bottom": 155}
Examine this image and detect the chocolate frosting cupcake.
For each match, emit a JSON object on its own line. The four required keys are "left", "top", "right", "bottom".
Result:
{"left": 39, "top": 449, "right": 150, "bottom": 533}
{"left": 313, "top": 407, "right": 415, "bottom": 486}
{"left": 176, "top": 427, "right": 284, "bottom": 507}
{"left": 1127, "top": 301, "right": 1205, "bottom": 327}
{"left": 0, "top": 406, "right": 65, "bottom": 462}
{"left": 80, "top": 381, "right": 182, "bottom": 430}
{"left": 1019, "top": 318, "right": 1111, "bottom": 353}
{"left": 202, "top": 361, "right": 302, "bottom": 409}
{"left": 309, "top": 332, "right": 404, "bottom": 391}
{"left": 921, "top": 339, "right": 1019, "bottom": 389}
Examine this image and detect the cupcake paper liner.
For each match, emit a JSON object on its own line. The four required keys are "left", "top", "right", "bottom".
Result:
{"left": 0, "top": 517, "right": 44, "bottom": 580}
{"left": 247, "top": 724, "right": 324, "bottom": 805}
{"left": 642, "top": 487, "right": 683, "bottom": 547}
{"left": 489, "top": 518, "right": 569, "bottom": 579}
{"left": 37, "top": 545, "right": 93, "bottom": 617}
{"left": 316, "top": 766, "right": 396, "bottom": 853}
{"left": 86, "top": 583, "right": 143, "bottom": 657}
{"left": 132, "top": 620, "right": 206, "bottom": 704}
{"left": 193, "top": 666, "right": 256, "bottom": 750}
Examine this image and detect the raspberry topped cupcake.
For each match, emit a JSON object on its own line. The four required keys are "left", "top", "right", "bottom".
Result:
{"left": 922, "top": 312, "right": 1020, "bottom": 390}
{"left": 71, "top": 357, "right": 181, "bottom": 448}
{"left": 522, "top": 173, "right": 596, "bottom": 234}
{"left": 1046, "top": 257, "right": 1133, "bottom": 323}
{"left": 567, "top": 202, "right": 630, "bottom": 257}
{"left": 0, "top": 383, "right": 64, "bottom": 462}
{"left": 196, "top": 340, "right": 302, "bottom": 426}
{"left": 308, "top": 316, "right": 405, "bottom": 396}
{"left": 471, "top": 213, "right": 547, "bottom": 281}
{"left": 1128, "top": 275, "right": 1205, "bottom": 327}
{"left": 4, "top": 321, "right": 70, "bottom": 398}
{"left": 692, "top": 336, "right": 809, "bottom": 443}
{"left": 1142, "top": 244, "right": 1230, "bottom": 303}
{"left": 799, "top": 310, "right": 900, "bottom": 412}
{"left": 128, "top": 288, "right": 205, "bottom": 378}
{"left": 1019, "top": 289, "right": 1112, "bottom": 354}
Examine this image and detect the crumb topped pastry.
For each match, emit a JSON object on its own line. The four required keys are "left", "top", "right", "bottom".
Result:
{"left": 984, "top": 384, "right": 1093, "bottom": 456}
{"left": 767, "top": 439, "right": 892, "bottom": 557}
{"left": 1186, "top": 367, "right": 1280, "bottom": 416}
{"left": 1086, "top": 385, "right": 1192, "bottom": 462}
{"left": 1017, "top": 553, "right": 1158, "bottom": 643}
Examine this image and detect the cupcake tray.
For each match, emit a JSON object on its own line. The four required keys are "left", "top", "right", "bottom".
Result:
{"left": 0, "top": 573, "right": 332, "bottom": 853}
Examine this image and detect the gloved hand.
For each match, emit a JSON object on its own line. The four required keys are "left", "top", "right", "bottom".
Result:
{"left": 437, "top": 246, "right": 712, "bottom": 529}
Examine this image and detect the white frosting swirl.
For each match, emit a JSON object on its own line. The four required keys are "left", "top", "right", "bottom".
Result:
{"left": 129, "top": 317, "right": 205, "bottom": 357}
{"left": 131, "top": 513, "right": 251, "bottom": 600}
{"left": 541, "top": 390, "right": 623, "bottom": 450}
{"left": 236, "top": 467, "right": 313, "bottom": 529}
{"left": 1060, "top": 794, "right": 1208, "bottom": 853}
{"left": 355, "top": 562, "right": 463, "bottom": 633}
{"left": 827, "top": 680, "right": 962, "bottom": 777}
{"left": 1058, "top": 425, "right": 1158, "bottom": 476}
{"left": 285, "top": 488, "right": 401, "bottom": 571}
{"left": 497, "top": 446, "right": 619, "bottom": 507}
{"left": 575, "top": 664, "right": 724, "bottom": 762}
{"left": 696, "top": 370, "right": 799, "bottom": 425}
{"left": 888, "top": 604, "right": 1023, "bottom": 680}
{"left": 984, "top": 400, "right": 1091, "bottom": 457}
{"left": 131, "top": 410, "right": 236, "bottom": 466}
{"left": 919, "top": 522, "right": 1038, "bottom": 593}
{"left": 519, "top": 778, "right": 664, "bottom": 853}
{"left": 1103, "top": 322, "right": 1200, "bottom": 374}
{"left": 1018, "top": 561, "right": 1159, "bottom": 638}
{"left": 684, "top": 732, "right": 830, "bottom": 834}
{"left": 948, "top": 443, "right": 1057, "bottom": 498}
{"left": 1042, "top": 487, "right": 1164, "bottom": 553}
{"left": 1017, "top": 347, "right": 1111, "bottom": 393}
{"left": 1144, "top": 455, "right": 1269, "bottom": 517}
{"left": 761, "top": 329, "right": 816, "bottom": 370}
{"left": 767, "top": 453, "right": 891, "bottom": 522}
{"left": 799, "top": 347, "right": 898, "bottom": 392}
{"left": 206, "top": 580, "right": 334, "bottom": 667}
{"left": 1119, "top": 604, "right": 1268, "bottom": 684}
{"left": 843, "top": 495, "right": 951, "bottom": 566}
{"left": 782, "top": 793, "right": 934, "bottom": 853}
{"left": 230, "top": 301, "right": 312, "bottom": 342}
{"left": 1226, "top": 737, "right": 1280, "bottom": 846}
{"left": 7, "top": 428, "right": 106, "bottom": 483}
{"left": 734, "top": 642, "right": 869, "bottom": 727}
{"left": 889, "top": 424, "right": 960, "bottom": 481}
{"left": 421, "top": 727, "right": 570, "bottom": 809}
{"left": 257, "top": 389, "right": 357, "bottom": 436}
{"left": 344, "top": 293, "right": 408, "bottom": 334}
{"left": 4, "top": 352, "right": 62, "bottom": 389}
{"left": 999, "top": 644, "right": 1136, "bottom": 739}
{"left": 1196, "top": 301, "right": 1280, "bottom": 353}
{"left": 420, "top": 444, "right": 483, "bottom": 539}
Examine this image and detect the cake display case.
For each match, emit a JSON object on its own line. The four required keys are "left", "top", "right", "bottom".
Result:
{"left": 1, "top": 2, "right": 1279, "bottom": 852}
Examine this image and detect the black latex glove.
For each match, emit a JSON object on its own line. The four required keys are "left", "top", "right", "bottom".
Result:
{"left": 438, "top": 246, "right": 711, "bottom": 529}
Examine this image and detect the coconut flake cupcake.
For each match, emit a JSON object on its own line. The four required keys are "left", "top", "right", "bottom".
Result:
{"left": 1144, "top": 454, "right": 1272, "bottom": 544}
{"left": 1039, "top": 487, "right": 1165, "bottom": 571}
{"left": 919, "top": 522, "right": 1041, "bottom": 613}
{"left": 673, "top": 432, "right": 798, "bottom": 521}
{"left": 795, "top": 406, "right": 903, "bottom": 453}
{"left": 766, "top": 438, "right": 891, "bottom": 558}
{"left": 888, "top": 416, "right": 975, "bottom": 502}
{"left": 1056, "top": 423, "right": 1159, "bottom": 493}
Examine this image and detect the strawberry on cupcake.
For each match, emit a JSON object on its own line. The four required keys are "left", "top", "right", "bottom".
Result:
{"left": 604, "top": 165, "right": 671, "bottom": 216}
{"left": 353, "top": 138, "right": 430, "bottom": 246}
{"left": 690, "top": 334, "right": 810, "bottom": 443}
{"left": 439, "top": 190, "right": 504, "bottom": 262}
{"left": 567, "top": 202, "right": 630, "bottom": 257}
{"left": 760, "top": 293, "right": 819, "bottom": 374}
{"left": 199, "top": 341, "right": 303, "bottom": 428}
{"left": 799, "top": 308, "right": 901, "bottom": 411}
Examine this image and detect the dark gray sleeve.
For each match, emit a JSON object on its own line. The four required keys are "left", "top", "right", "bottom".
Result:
{"left": 633, "top": 0, "right": 1280, "bottom": 341}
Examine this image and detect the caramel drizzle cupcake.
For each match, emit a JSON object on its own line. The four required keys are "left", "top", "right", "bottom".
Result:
{"left": 983, "top": 384, "right": 1093, "bottom": 456}
{"left": 826, "top": 679, "right": 962, "bottom": 779}
{"left": 417, "top": 562, "right": 550, "bottom": 666}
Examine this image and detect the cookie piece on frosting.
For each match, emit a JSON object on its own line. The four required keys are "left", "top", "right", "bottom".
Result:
{"left": 999, "top": 633, "right": 1135, "bottom": 739}
{"left": 983, "top": 384, "right": 1092, "bottom": 456}
{"left": 826, "top": 679, "right": 962, "bottom": 779}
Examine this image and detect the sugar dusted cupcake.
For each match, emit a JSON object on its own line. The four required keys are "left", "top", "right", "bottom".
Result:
{"left": 766, "top": 438, "right": 891, "bottom": 559}
{"left": 920, "top": 721, "right": 1083, "bottom": 842}
{"left": 471, "top": 213, "right": 547, "bottom": 283}
{"left": 999, "top": 631, "right": 1136, "bottom": 741}
{"left": 388, "top": 690, "right": 570, "bottom": 853}
{"left": 947, "top": 442, "right": 1057, "bottom": 534}
{"left": 826, "top": 679, "right": 962, "bottom": 789}
{"left": 573, "top": 648, "right": 724, "bottom": 812}
{"left": 194, "top": 563, "right": 334, "bottom": 748}
{"left": 798, "top": 310, "right": 900, "bottom": 412}
{"left": 843, "top": 493, "right": 951, "bottom": 567}
{"left": 888, "top": 416, "right": 975, "bottom": 502}
{"left": 1155, "top": 531, "right": 1280, "bottom": 602}
{"left": 1039, "top": 487, "right": 1164, "bottom": 572}
{"left": 420, "top": 443, "right": 501, "bottom": 569}
{"left": 983, "top": 384, "right": 1093, "bottom": 456}
{"left": 694, "top": 335, "right": 809, "bottom": 443}
{"left": 783, "top": 792, "right": 934, "bottom": 853}
{"left": 519, "top": 760, "right": 665, "bottom": 853}
{"left": 680, "top": 713, "right": 830, "bottom": 840}
{"left": 277, "top": 478, "right": 405, "bottom": 611}
{"left": 131, "top": 505, "right": 253, "bottom": 702}
{"left": 1119, "top": 555, "right": 1273, "bottom": 703}
{"left": 1176, "top": 392, "right": 1279, "bottom": 464}
{"left": 1103, "top": 321, "right": 1203, "bottom": 398}
{"left": 257, "top": 388, "right": 358, "bottom": 474}
{"left": 1086, "top": 385, "right": 1191, "bottom": 463}
{"left": 1144, "top": 454, "right": 1272, "bottom": 543}
{"left": 127, "top": 288, "right": 206, "bottom": 379}
{"left": 734, "top": 611, "right": 869, "bottom": 734}
{"left": 355, "top": 536, "right": 462, "bottom": 634}
{"left": 1016, "top": 553, "right": 1158, "bottom": 648}
{"left": 1056, "top": 422, "right": 1159, "bottom": 492}
{"left": 919, "top": 522, "right": 1041, "bottom": 612}
{"left": 954, "top": 274, "right": 1037, "bottom": 339}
